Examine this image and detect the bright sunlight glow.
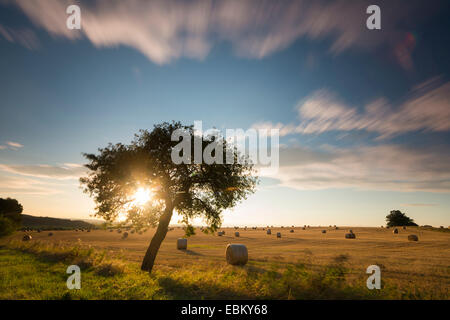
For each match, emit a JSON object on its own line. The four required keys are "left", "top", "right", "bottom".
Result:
{"left": 132, "top": 187, "right": 152, "bottom": 206}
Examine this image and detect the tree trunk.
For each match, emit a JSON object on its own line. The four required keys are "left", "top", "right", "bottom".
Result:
{"left": 141, "top": 205, "right": 173, "bottom": 273}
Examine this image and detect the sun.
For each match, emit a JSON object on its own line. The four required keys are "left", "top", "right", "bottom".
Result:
{"left": 131, "top": 187, "right": 152, "bottom": 206}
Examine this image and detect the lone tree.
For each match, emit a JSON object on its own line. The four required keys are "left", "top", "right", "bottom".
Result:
{"left": 81, "top": 122, "right": 258, "bottom": 273}
{"left": 385, "top": 210, "right": 418, "bottom": 227}
{"left": 0, "top": 197, "right": 23, "bottom": 237}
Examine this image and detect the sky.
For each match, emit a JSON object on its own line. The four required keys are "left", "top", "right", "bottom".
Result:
{"left": 0, "top": 0, "right": 449, "bottom": 227}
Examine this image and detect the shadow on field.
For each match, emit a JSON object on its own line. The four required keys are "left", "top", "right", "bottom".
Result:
{"left": 157, "top": 276, "right": 253, "bottom": 299}
{"left": 184, "top": 249, "right": 203, "bottom": 256}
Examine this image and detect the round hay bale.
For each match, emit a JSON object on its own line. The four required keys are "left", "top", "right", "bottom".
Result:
{"left": 87, "top": 229, "right": 91, "bottom": 232}
{"left": 117, "top": 229, "right": 122, "bottom": 234}
{"left": 276, "top": 232, "right": 281, "bottom": 238}
{"left": 222, "top": 230, "right": 225, "bottom": 235}
{"left": 109, "top": 229, "right": 113, "bottom": 232}
{"left": 138, "top": 231, "right": 143, "bottom": 235}
{"left": 37, "top": 229, "right": 41, "bottom": 233}
{"left": 403, "top": 226, "right": 407, "bottom": 230}
{"left": 302, "top": 227, "right": 306, "bottom": 230}
{"left": 234, "top": 232, "right": 240, "bottom": 237}
{"left": 322, "top": 230, "right": 326, "bottom": 234}
{"left": 48, "top": 232, "right": 53, "bottom": 236}
{"left": 290, "top": 229, "right": 294, "bottom": 233}
{"left": 131, "top": 230, "right": 135, "bottom": 234}
{"left": 408, "top": 234, "right": 419, "bottom": 241}
{"left": 335, "top": 227, "right": 339, "bottom": 230}
{"left": 393, "top": 228, "right": 399, "bottom": 234}
{"left": 345, "top": 233, "right": 356, "bottom": 239}
{"left": 177, "top": 238, "right": 187, "bottom": 250}
{"left": 226, "top": 244, "right": 248, "bottom": 266}
{"left": 22, "top": 234, "right": 32, "bottom": 241}
{"left": 266, "top": 229, "right": 271, "bottom": 235}
{"left": 122, "top": 232, "right": 128, "bottom": 239}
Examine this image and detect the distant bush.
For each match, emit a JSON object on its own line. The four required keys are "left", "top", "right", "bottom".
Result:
{"left": 386, "top": 210, "right": 418, "bottom": 227}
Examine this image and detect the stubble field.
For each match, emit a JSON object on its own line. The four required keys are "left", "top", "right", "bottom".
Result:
{"left": 1, "top": 226, "right": 449, "bottom": 299}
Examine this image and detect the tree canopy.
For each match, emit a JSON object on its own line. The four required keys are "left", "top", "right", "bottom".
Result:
{"left": 385, "top": 210, "right": 418, "bottom": 227}
{"left": 0, "top": 197, "right": 23, "bottom": 225}
{"left": 0, "top": 197, "right": 23, "bottom": 237}
{"left": 80, "top": 121, "right": 258, "bottom": 272}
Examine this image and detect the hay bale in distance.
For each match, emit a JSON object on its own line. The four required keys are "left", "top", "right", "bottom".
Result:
{"left": 290, "top": 229, "right": 294, "bottom": 233}
{"left": 22, "top": 235, "right": 32, "bottom": 241}
{"left": 393, "top": 228, "right": 399, "bottom": 234}
{"left": 48, "top": 232, "right": 53, "bottom": 236}
{"left": 122, "top": 231, "right": 128, "bottom": 239}
{"left": 408, "top": 234, "right": 419, "bottom": 241}
{"left": 277, "top": 232, "right": 281, "bottom": 238}
{"left": 322, "top": 230, "right": 326, "bottom": 234}
{"left": 345, "top": 233, "right": 356, "bottom": 239}
{"left": 403, "top": 226, "right": 407, "bottom": 230}
{"left": 177, "top": 238, "right": 187, "bottom": 249}
{"left": 266, "top": 229, "right": 271, "bottom": 235}
{"left": 235, "top": 232, "right": 240, "bottom": 237}
{"left": 226, "top": 244, "right": 248, "bottom": 265}
{"left": 117, "top": 229, "right": 122, "bottom": 234}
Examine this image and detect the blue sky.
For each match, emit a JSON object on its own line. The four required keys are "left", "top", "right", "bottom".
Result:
{"left": 0, "top": 0, "right": 449, "bottom": 226}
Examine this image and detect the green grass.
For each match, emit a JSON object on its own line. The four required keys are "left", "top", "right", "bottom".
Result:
{"left": 0, "top": 241, "right": 442, "bottom": 300}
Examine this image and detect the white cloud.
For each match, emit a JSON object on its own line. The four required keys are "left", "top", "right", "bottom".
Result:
{"left": 263, "top": 144, "right": 450, "bottom": 193}
{"left": 0, "top": 173, "right": 61, "bottom": 195}
{"left": 0, "top": 163, "right": 86, "bottom": 179}
{"left": 6, "top": 141, "right": 24, "bottom": 148}
{"left": 6, "top": 0, "right": 434, "bottom": 64}
{"left": 253, "top": 78, "right": 450, "bottom": 139}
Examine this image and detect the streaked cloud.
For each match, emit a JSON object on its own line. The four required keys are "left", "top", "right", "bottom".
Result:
{"left": 0, "top": 173, "right": 61, "bottom": 195}
{"left": 6, "top": 141, "right": 24, "bottom": 148}
{"left": 263, "top": 144, "right": 450, "bottom": 193}
{"left": 6, "top": 0, "right": 437, "bottom": 64}
{"left": 0, "top": 163, "right": 86, "bottom": 179}
{"left": 253, "top": 78, "right": 450, "bottom": 139}
{"left": 401, "top": 203, "right": 437, "bottom": 207}
{"left": 0, "top": 24, "right": 39, "bottom": 50}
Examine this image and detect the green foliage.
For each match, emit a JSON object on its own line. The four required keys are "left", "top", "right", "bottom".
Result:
{"left": 0, "top": 197, "right": 23, "bottom": 235}
{"left": 386, "top": 210, "right": 418, "bottom": 227}
{"left": 0, "top": 216, "right": 16, "bottom": 237}
{"left": 80, "top": 121, "right": 258, "bottom": 234}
